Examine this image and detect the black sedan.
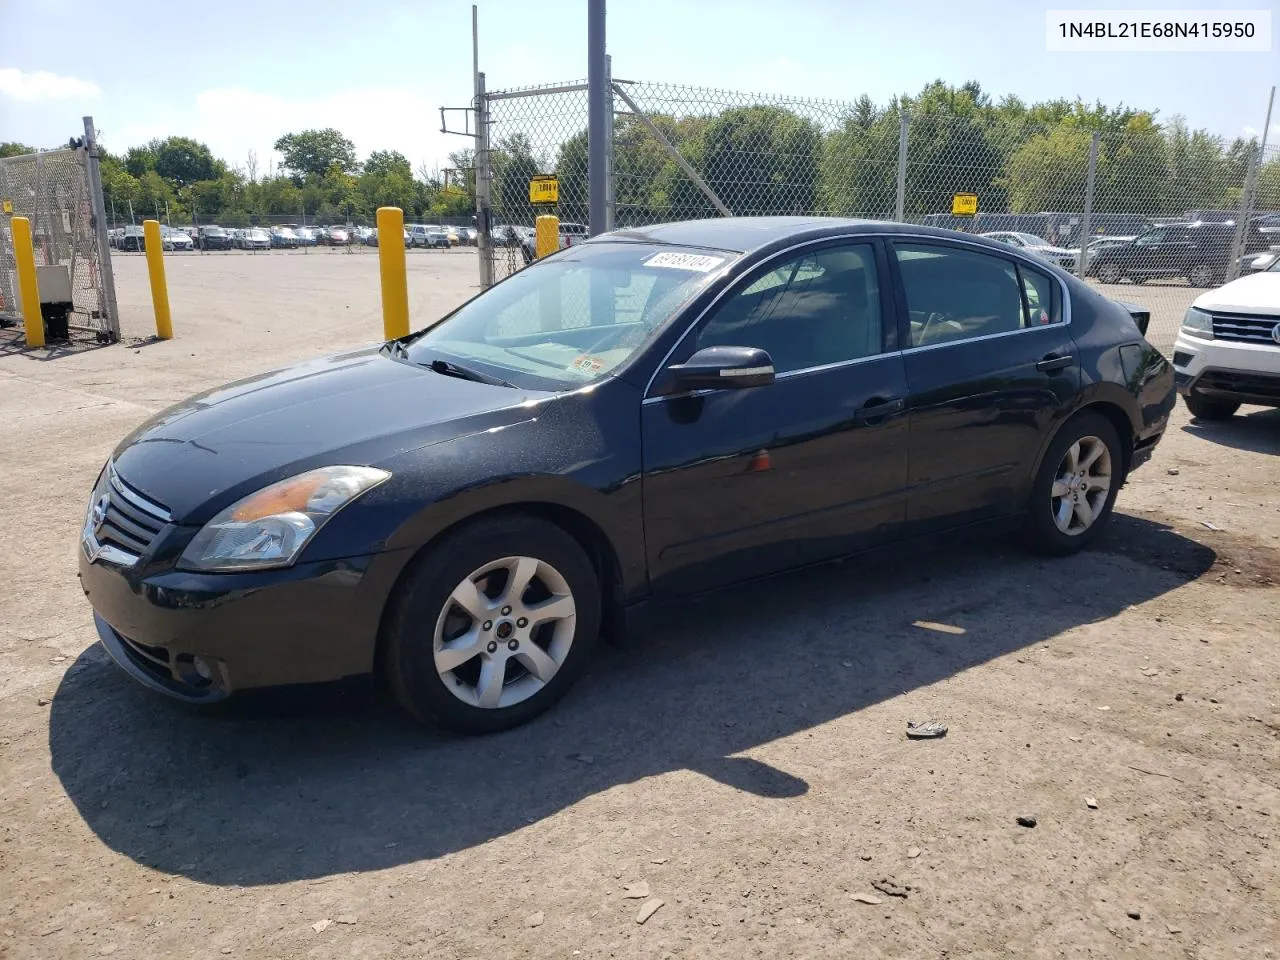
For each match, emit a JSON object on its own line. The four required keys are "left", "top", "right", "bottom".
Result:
{"left": 78, "top": 218, "right": 1174, "bottom": 733}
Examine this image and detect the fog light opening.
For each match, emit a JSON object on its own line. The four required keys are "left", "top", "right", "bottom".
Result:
{"left": 174, "top": 653, "right": 216, "bottom": 689}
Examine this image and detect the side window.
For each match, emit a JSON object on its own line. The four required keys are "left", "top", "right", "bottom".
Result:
{"left": 697, "top": 243, "right": 883, "bottom": 374}
{"left": 894, "top": 243, "right": 1025, "bottom": 347}
{"left": 1018, "top": 263, "right": 1061, "bottom": 326}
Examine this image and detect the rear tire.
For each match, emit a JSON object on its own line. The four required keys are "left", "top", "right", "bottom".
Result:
{"left": 1098, "top": 264, "right": 1122, "bottom": 284}
{"left": 1188, "top": 264, "right": 1215, "bottom": 287}
{"left": 1184, "top": 393, "right": 1239, "bottom": 421}
{"left": 1025, "top": 412, "right": 1123, "bottom": 556}
{"left": 383, "top": 515, "right": 601, "bottom": 734}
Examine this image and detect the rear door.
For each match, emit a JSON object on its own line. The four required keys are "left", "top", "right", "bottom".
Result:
{"left": 889, "top": 240, "right": 1079, "bottom": 532}
{"left": 1150, "top": 225, "right": 1194, "bottom": 279}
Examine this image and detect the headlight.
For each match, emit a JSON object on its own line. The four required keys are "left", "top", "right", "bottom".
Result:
{"left": 178, "top": 465, "right": 389, "bottom": 572}
{"left": 1181, "top": 306, "right": 1214, "bottom": 339}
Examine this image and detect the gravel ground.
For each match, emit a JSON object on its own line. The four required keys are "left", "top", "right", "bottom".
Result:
{"left": 1, "top": 251, "right": 1277, "bottom": 959}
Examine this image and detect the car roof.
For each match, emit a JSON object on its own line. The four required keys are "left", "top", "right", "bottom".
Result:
{"left": 592, "top": 216, "right": 1032, "bottom": 257}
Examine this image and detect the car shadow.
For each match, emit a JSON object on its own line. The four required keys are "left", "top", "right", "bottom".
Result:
{"left": 1181, "top": 407, "right": 1280, "bottom": 455}
{"left": 49, "top": 513, "right": 1214, "bottom": 887}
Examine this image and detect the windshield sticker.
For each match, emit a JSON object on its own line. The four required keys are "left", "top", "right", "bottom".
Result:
{"left": 569, "top": 355, "right": 605, "bottom": 377}
{"left": 645, "top": 251, "right": 725, "bottom": 272}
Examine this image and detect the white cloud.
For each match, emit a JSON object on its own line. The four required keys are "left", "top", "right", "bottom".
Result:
{"left": 0, "top": 67, "right": 101, "bottom": 103}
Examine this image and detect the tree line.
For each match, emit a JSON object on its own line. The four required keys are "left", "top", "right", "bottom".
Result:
{"left": 510, "top": 81, "right": 1278, "bottom": 226}
{"left": 2, "top": 80, "right": 1275, "bottom": 229}
{"left": 4, "top": 129, "right": 475, "bottom": 226}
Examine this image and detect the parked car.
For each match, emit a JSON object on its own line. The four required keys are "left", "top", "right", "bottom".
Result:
{"left": 236, "top": 227, "right": 271, "bottom": 251}
{"left": 292, "top": 227, "right": 319, "bottom": 247}
{"left": 408, "top": 224, "right": 450, "bottom": 248}
{"left": 119, "top": 225, "right": 146, "bottom": 252}
{"left": 363, "top": 227, "right": 412, "bottom": 247}
{"left": 461, "top": 226, "right": 478, "bottom": 246}
{"left": 160, "top": 226, "right": 194, "bottom": 252}
{"left": 1087, "top": 221, "right": 1242, "bottom": 287}
{"left": 1086, "top": 235, "right": 1136, "bottom": 255}
{"left": 318, "top": 226, "right": 351, "bottom": 246}
{"left": 78, "top": 217, "right": 1172, "bottom": 734}
{"left": 270, "top": 227, "right": 298, "bottom": 249}
{"left": 353, "top": 226, "right": 376, "bottom": 244}
{"left": 981, "top": 231, "right": 1077, "bottom": 271}
{"left": 197, "top": 226, "right": 233, "bottom": 251}
{"left": 1173, "top": 255, "right": 1280, "bottom": 420}
{"left": 443, "top": 225, "right": 461, "bottom": 246}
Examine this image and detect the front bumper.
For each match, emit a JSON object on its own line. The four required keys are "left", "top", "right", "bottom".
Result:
{"left": 1173, "top": 331, "right": 1280, "bottom": 406}
{"left": 79, "top": 543, "right": 413, "bottom": 701}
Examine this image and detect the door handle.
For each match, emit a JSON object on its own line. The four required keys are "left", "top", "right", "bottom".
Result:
{"left": 853, "top": 397, "right": 905, "bottom": 424}
{"left": 1036, "top": 354, "right": 1075, "bottom": 373}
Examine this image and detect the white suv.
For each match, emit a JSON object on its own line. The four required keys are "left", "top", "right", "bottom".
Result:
{"left": 1174, "top": 257, "right": 1280, "bottom": 419}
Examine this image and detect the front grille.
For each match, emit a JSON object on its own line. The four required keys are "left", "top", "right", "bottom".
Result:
{"left": 1210, "top": 312, "right": 1280, "bottom": 345}
{"left": 96, "top": 467, "right": 171, "bottom": 560}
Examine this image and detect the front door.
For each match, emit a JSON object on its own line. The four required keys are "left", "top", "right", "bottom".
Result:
{"left": 641, "top": 240, "right": 909, "bottom": 597}
{"left": 888, "top": 240, "right": 1080, "bottom": 531}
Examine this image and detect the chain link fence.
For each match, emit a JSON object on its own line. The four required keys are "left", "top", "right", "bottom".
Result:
{"left": 0, "top": 147, "right": 118, "bottom": 341}
{"left": 480, "top": 77, "right": 1278, "bottom": 350}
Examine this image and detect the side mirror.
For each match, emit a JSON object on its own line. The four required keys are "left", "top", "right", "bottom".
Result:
{"left": 667, "top": 346, "right": 775, "bottom": 391}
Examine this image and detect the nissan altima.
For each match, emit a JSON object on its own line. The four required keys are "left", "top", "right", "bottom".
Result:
{"left": 78, "top": 217, "right": 1174, "bottom": 733}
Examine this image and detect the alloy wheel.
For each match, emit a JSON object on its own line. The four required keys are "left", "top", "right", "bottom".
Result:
{"left": 1050, "top": 435, "right": 1113, "bottom": 536}
{"left": 432, "top": 555, "right": 577, "bottom": 709}
{"left": 1189, "top": 265, "right": 1212, "bottom": 287}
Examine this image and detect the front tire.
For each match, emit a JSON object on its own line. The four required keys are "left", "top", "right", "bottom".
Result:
{"left": 383, "top": 515, "right": 601, "bottom": 734}
{"left": 1025, "top": 412, "right": 1123, "bottom": 556}
{"left": 1184, "top": 393, "right": 1239, "bottom": 421}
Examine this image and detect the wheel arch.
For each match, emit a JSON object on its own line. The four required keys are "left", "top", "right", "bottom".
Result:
{"left": 371, "top": 500, "right": 631, "bottom": 682}
{"left": 1029, "top": 398, "right": 1137, "bottom": 500}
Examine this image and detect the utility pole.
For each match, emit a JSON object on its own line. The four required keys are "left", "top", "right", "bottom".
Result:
{"left": 587, "top": 0, "right": 607, "bottom": 236}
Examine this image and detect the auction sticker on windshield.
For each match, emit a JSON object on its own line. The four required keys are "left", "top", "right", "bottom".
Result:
{"left": 645, "top": 251, "right": 725, "bottom": 272}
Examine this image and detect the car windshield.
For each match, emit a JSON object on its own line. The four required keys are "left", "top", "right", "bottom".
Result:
{"left": 404, "top": 242, "right": 735, "bottom": 390}
{"left": 1267, "top": 256, "right": 1280, "bottom": 273}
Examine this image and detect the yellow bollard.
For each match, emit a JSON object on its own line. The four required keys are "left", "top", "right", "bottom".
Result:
{"left": 11, "top": 217, "right": 44, "bottom": 348}
{"left": 535, "top": 214, "right": 560, "bottom": 259}
{"left": 376, "top": 206, "right": 410, "bottom": 340}
{"left": 143, "top": 220, "right": 173, "bottom": 339}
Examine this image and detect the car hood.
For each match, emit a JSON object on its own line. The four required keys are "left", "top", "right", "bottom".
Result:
{"left": 1194, "top": 271, "right": 1280, "bottom": 316}
{"left": 112, "top": 347, "right": 550, "bottom": 523}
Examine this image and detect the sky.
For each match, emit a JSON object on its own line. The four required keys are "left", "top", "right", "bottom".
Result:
{"left": 1, "top": 0, "right": 1277, "bottom": 175}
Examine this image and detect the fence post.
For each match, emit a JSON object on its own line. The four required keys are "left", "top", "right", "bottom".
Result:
{"left": 604, "top": 54, "right": 615, "bottom": 232}
{"left": 11, "top": 216, "right": 44, "bottom": 348}
{"left": 1227, "top": 85, "right": 1274, "bottom": 283}
{"left": 376, "top": 207, "right": 410, "bottom": 340}
{"left": 142, "top": 220, "right": 173, "bottom": 339}
{"left": 587, "top": 0, "right": 607, "bottom": 236}
{"left": 82, "top": 117, "right": 120, "bottom": 340}
{"left": 476, "top": 72, "right": 495, "bottom": 290}
{"left": 1076, "top": 132, "right": 1100, "bottom": 278}
{"left": 894, "top": 111, "right": 909, "bottom": 222}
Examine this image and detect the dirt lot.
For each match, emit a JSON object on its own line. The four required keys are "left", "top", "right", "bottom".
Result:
{"left": 1, "top": 251, "right": 1277, "bottom": 960}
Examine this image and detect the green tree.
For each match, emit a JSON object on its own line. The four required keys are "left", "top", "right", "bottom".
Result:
{"left": 124, "top": 144, "right": 156, "bottom": 178}
{"left": 152, "top": 136, "right": 221, "bottom": 187}
{"left": 1000, "top": 124, "right": 1097, "bottom": 212}
{"left": 492, "top": 133, "right": 540, "bottom": 221}
{"left": 700, "top": 106, "right": 821, "bottom": 216}
{"left": 274, "top": 128, "right": 357, "bottom": 181}
{"left": 0, "top": 142, "right": 35, "bottom": 158}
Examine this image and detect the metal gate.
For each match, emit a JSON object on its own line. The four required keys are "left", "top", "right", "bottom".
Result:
{"left": 0, "top": 129, "right": 119, "bottom": 341}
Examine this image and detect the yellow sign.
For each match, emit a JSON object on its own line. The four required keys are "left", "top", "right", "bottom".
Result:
{"left": 529, "top": 175, "right": 559, "bottom": 204}
{"left": 951, "top": 193, "right": 978, "bottom": 216}
{"left": 1, "top": 199, "right": 12, "bottom": 215}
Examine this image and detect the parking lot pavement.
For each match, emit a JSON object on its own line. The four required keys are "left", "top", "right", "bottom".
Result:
{"left": 1, "top": 253, "right": 1277, "bottom": 958}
